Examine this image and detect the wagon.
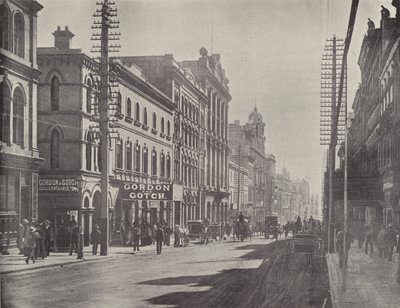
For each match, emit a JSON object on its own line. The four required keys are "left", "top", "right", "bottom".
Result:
{"left": 286, "top": 232, "right": 325, "bottom": 271}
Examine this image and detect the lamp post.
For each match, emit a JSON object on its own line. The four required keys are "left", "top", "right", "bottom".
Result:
{"left": 76, "top": 176, "right": 86, "bottom": 259}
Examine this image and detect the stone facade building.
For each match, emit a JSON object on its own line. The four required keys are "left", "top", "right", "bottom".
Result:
{"left": 120, "top": 54, "right": 207, "bottom": 227}
{"left": 36, "top": 27, "right": 174, "bottom": 249}
{"left": 348, "top": 9, "right": 400, "bottom": 228}
{"left": 0, "top": 0, "right": 43, "bottom": 244}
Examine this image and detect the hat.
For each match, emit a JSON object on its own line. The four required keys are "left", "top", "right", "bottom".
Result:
{"left": 29, "top": 226, "right": 35, "bottom": 231}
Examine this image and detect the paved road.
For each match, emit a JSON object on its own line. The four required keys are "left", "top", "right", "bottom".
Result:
{"left": 1, "top": 237, "right": 331, "bottom": 308}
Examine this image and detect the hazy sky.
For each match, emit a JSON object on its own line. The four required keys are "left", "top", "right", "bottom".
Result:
{"left": 37, "top": 0, "right": 394, "bottom": 195}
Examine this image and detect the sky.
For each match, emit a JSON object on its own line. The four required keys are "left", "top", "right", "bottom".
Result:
{"left": 37, "top": 0, "right": 394, "bottom": 196}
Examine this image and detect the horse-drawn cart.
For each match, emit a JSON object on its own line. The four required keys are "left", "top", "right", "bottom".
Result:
{"left": 286, "top": 232, "right": 325, "bottom": 271}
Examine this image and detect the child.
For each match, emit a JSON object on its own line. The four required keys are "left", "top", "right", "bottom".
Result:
{"left": 91, "top": 225, "right": 101, "bottom": 255}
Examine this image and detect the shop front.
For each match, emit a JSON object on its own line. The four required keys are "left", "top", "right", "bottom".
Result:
{"left": 38, "top": 176, "right": 82, "bottom": 251}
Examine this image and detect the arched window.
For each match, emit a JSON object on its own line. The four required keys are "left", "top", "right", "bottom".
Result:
{"left": 135, "top": 102, "right": 140, "bottom": 121}
{"left": 152, "top": 112, "right": 157, "bottom": 129}
{"left": 13, "top": 12, "right": 24, "bottom": 58}
{"left": 126, "top": 98, "right": 132, "bottom": 118}
{"left": 13, "top": 87, "right": 24, "bottom": 147}
{"left": 135, "top": 142, "right": 141, "bottom": 172}
{"left": 160, "top": 151, "right": 165, "bottom": 177}
{"left": 167, "top": 120, "right": 171, "bottom": 136}
{"left": 161, "top": 117, "right": 165, "bottom": 133}
{"left": 86, "top": 79, "right": 92, "bottom": 113}
{"left": 97, "top": 141, "right": 102, "bottom": 172}
{"left": 86, "top": 132, "right": 93, "bottom": 170}
{"left": 117, "top": 92, "right": 122, "bottom": 114}
{"left": 151, "top": 148, "right": 157, "bottom": 176}
{"left": 166, "top": 153, "right": 171, "bottom": 179}
{"left": 51, "top": 76, "right": 60, "bottom": 111}
{"left": 0, "top": 4, "right": 10, "bottom": 50}
{"left": 126, "top": 141, "right": 132, "bottom": 170}
{"left": 116, "top": 138, "right": 123, "bottom": 169}
{"left": 0, "top": 82, "right": 11, "bottom": 143}
{"left": 143, "top": 107, "right": 148, "bottom": 125}
{"left": 50, "top": 129, "right": 60, "bottom": 169}
{"left": 143, "top": 146, "right": 148, "bottom": 174}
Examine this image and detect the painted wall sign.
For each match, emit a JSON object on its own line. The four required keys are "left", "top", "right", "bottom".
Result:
{"left": 38, "top": 178, "right": 79, "bottom": 192}
{"left": 121, "top": 183, "right": 173, "bottom": 200}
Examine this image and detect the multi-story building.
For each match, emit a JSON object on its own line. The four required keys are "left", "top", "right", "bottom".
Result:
{"left": 347, "top": 8, "right": 400, "bottom": 227}
{"left": 125, "top": 48, "right": 232, "bottom": 226}
{"left": 228, "top": 108, "right": 276, "bottom": 224}
{"left": 120, "top": 54, "right": 208, "bottom": 226}
{"left": 0, "top": 0, "right": 43, "bottom": 245}
{"left": 36, "top": 27, "right": 175, "bottom": 249}
{"left": 228, "top": 161, "right": 249, "bottom": 220}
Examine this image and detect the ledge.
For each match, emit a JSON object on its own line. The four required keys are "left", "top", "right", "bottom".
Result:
{"left": 142, "top": 124, "right": 149, "bottom": 131}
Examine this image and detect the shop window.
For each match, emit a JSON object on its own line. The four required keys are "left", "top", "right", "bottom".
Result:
{"left": 0, "top": 82, "right": 11, "bottom": 143}
{"left": 12, "top": 87, "right": 25, "bottom": 147}
{"left": 0, "top": 4, "right": 10, "bottom": 51}
{"left": 50, "top": 129, "right": 60, "bottom": 169}
{"left": 51, "top": 76, "right": 60, "bottom": 111}
{"left": 13, "top": 12, "right": 24, "bottom": 58}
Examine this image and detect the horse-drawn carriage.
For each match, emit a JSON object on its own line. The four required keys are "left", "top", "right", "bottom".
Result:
{"left": 286, "top": 232, "right": 325, "bottom": 270}
{"left": 234, "top": 220, "right": 250, "bottom": 241}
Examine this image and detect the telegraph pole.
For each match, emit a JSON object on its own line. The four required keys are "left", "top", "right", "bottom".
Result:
{"left": 91, "top": 0, "right": 120, "bottom": 256}
{"left": 236, "top": 145, "right": 241, "bottom": 218}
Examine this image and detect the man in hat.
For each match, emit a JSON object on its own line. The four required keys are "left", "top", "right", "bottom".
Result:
{"left": 43, "top": 220, "right": 54, "bottom": 257}
{"left": 386, "top": 224, "right": 398, "bottom": 261}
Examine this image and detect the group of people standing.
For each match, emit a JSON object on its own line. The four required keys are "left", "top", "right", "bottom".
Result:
{"left": 19, "top": 219, "right": 54, "bottom": 264}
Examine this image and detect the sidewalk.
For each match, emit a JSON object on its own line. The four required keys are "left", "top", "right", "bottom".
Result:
{"left": 0, "top": 243, "right": 170, "bottom": 275}
{"left": 326, "top": 243, "right": 400, "bottom": 308}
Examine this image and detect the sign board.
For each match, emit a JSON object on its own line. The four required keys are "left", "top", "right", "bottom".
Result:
{"left": 121, "top": 183, "right": 173, "bottom": 201}
{"left": 39, "top": 178, "right": 79, "bottom": 192}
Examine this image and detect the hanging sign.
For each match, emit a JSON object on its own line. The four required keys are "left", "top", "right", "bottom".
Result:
{"left": 121, "top": 183, "right": 173, "bottom": 201}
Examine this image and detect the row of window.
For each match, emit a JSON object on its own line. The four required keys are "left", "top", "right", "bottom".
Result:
{"left": 0, "top": 84, "right": 25, "bottom": 147}
{"left": 0, "top": 4, "right": 25, "bottom": 58}
{"left": 115, "top": 139, "right": 171, "bottom": 179}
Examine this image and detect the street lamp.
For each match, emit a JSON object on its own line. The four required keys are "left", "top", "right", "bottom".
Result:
{"left": 76, "top": 176, "right": 86, "bottom": 259}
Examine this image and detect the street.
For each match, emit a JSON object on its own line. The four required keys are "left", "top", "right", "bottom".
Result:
{"left": 1, "top": 237, "right": 331, "bottom": 308}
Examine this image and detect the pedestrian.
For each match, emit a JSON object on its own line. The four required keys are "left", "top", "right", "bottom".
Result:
{"left": 336, "top": 224, "right": 351, "bottom": 268}
{"left": 377, "top": 225, "right": 387, "bottom": 258}
{"left": 35, "top": 222, "right": 46, "bottom": 259}
{"left": 24, "top": 226, "right": 40, "bottom": 264}
{"left": 19, "top": 219, "right": 29, "bottom": 255}
{"left": 363, "top": 222, "right": 374, "bottom": 254}
{"left": 91, "top": 224, "right": 101, "bottom": 255}
{"left": 69, "top": 215, "right": 78, "bottom": 256}
{"left": 385, "top": 224, "right": 397, "bottom": 261}
{"left": 43, "top": 220, "right": 53, "bottom": 256}
{"left": 174, "top": 225, "right": 181, "bottom": 247}
{"left": 155, "top": 224, "right": 164, "bottom": 255}
{"left": 163, "top": 224, "right": 171, "bottom": 246}
{"left": 132, "top": 224, "right": 141, "bottom": 251}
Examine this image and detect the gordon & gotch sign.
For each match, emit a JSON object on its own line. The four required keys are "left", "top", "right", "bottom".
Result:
{"left": 121, "top": 183, "right": 173, "bottom": 201}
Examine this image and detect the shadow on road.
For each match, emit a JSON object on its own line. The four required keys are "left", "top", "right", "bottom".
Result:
{"left": 140, "top": 240, "right": 331, "bottom": 308}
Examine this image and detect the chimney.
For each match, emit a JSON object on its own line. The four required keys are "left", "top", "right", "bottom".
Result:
{"left": 53, "top": 26, "right": 74, "bottom": 49}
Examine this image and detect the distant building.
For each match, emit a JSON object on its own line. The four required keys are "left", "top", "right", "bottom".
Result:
{"left": 228, "top": 161, "right": 249, "bottom": 220}
{"left": 229, "top": 107, "right": 275, "bottom": 224}
{"left": 0, "top": 0, "right": 43, "bottom": 244}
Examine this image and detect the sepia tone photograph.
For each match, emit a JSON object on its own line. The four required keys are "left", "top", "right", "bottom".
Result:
{"left": 0, "top": 0, "right": 400, "bottom": 307}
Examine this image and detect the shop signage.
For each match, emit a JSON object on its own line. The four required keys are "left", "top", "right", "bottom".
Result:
{"left": 121, "top": 183, "right": 173, "bottom": 200}
{"left": 39, "top": 178, "right": 79, "bottom": 192}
